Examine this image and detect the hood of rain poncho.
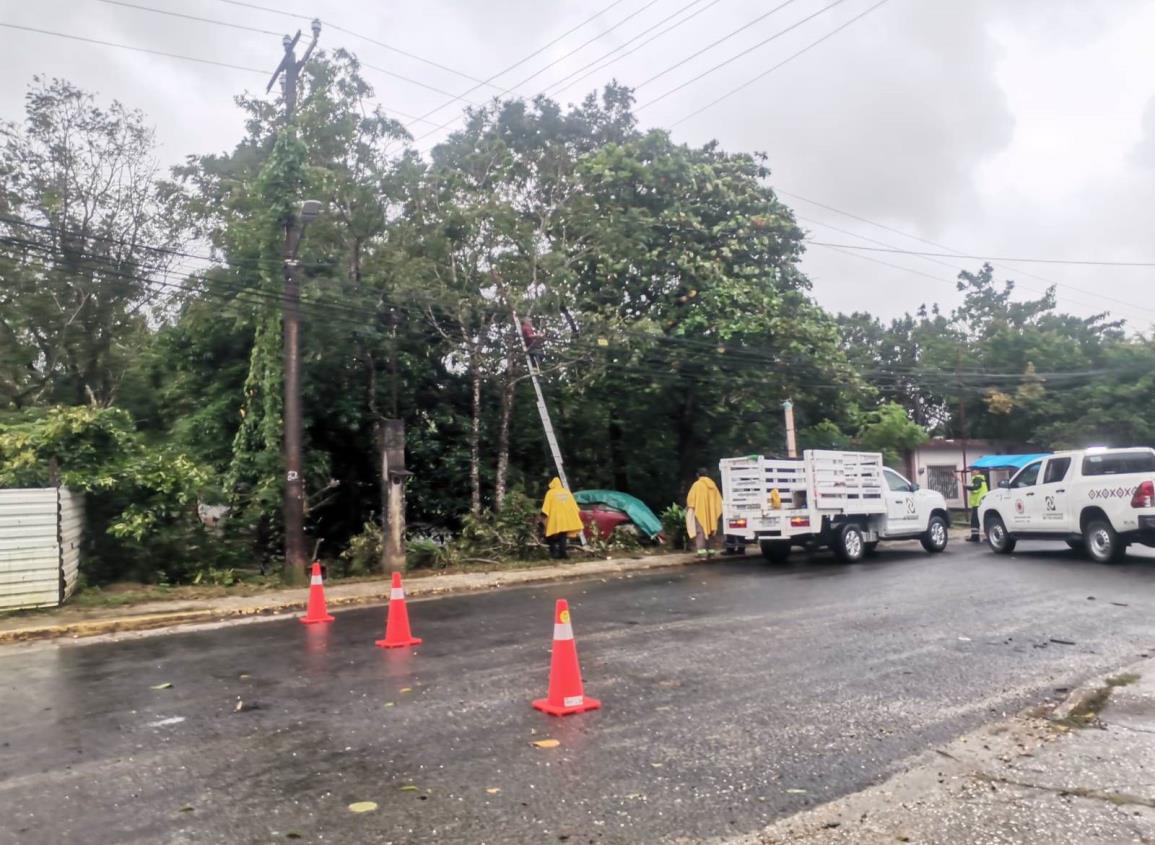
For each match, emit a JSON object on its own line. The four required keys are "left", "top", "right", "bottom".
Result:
{"left": 541, "top": 477, "right": 583, "bottom": 537}
{"left": 686, "top": 476, "right": 723, "bottom": 537}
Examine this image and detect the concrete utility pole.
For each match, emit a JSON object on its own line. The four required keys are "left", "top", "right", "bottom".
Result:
{"left": 381, "top": 419, "right": 410, "bottom": 573}
{"left": 267, "top": 20, "right": 321, "bottom": 585}
{"left": 783, "top": 399, "right": 798, "bottom": 458}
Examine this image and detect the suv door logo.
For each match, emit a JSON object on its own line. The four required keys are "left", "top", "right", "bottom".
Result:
{"left": 1045, "top": 496, "right": 1056, "bottom": 512}
{"left": 905, "top": 498, "right": 916, "bottom": 514}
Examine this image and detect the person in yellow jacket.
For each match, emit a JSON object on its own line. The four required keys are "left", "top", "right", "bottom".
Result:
{"left": 541, "top": 477, "right": 583, "bottom": 559}
{"left": 967, "top": 470, "right": 989, "bottom": 542}
{"left": 686, "top": 468, "right": 723, "bottom": 557}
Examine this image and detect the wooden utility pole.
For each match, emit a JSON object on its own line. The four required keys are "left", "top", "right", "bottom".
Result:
{"left": 783, "top": 399, "right": 798, "bottom": 458}
{"left": 268, "top": 19, "right": 321, "bottom": 585}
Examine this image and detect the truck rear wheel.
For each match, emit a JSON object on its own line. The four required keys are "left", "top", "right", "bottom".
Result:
{"left": 760, "top": 540, "right": 791, "bottom": 563}
{"left": 833, "top": 523, "right": 865, "bottom": 563}
{"left": 1086, "top": 519, "right": 1126, "bottom": 563}
{"left": 920, "top": 515, "right": 949, "bottom": 553}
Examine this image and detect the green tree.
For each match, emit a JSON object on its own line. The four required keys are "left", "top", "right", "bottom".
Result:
{"left": 0, "top": 77, "right": 177, "bottom": 408}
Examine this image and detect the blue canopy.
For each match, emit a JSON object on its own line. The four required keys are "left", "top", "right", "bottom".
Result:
{"left": 970, "top": 453, "right": 1051, "bottom": 470}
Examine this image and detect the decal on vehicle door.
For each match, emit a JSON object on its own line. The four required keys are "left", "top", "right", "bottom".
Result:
{"left": 1042, "top": 495, "right": 1062, "bottom": 521}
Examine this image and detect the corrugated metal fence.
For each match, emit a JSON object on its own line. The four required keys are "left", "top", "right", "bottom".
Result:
{"left": 0, "top": 488, "right": 84, "bottom": 610}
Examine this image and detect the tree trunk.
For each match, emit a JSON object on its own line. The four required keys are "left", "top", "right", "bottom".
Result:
{"left": 469, "top": 351, "right": 482, "bottom": 517}
{"left": 676, "top": 387, "right": 698, "bottom": 493}
{"left": 608, "top": 413, "right": 629, "bottom": 491}
{"left": 495, "top": 374, "right": 516, "bottom": 511}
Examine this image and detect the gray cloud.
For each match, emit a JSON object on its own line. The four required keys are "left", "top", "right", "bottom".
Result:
{"left": 2, "top": 0, "right": 1154, "bottom": 325}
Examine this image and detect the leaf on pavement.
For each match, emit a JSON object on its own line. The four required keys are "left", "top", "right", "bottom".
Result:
{"left": 384, "top": 702, "right": 395, "bottom": 708}
{"left": 786, "top": 788, "right": 808, "bottom": 794}
{"left": 532, "top": 739, "right": 560, "bottom": 749}
{"left": 400, "top": 687, "right": 412, "bottom": 694}
{"left": 486, "top": 788, "right": 501, "bottom": 794}
{"left": 178, "top": 806, "right": 194, "bottom": 813}
{"left": 347, "top": 801, "right": 378, "bottom": 813}
{"left": 399, "top": 785, "right": 419, "bottom": 792}
{"left": 150, "top": 682, "right": 173, "bottom": 690}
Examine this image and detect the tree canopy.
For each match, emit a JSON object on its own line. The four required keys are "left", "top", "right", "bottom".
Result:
{"left": 2, "top": 63, "right": 1152, "bottom": 584}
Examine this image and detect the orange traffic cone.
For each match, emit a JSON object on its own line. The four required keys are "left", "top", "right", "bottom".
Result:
{"left": 375, "top": 572, "right": 422, "bottom": 648}
{"left": 299, "top": 562, "right": 334, "bottom": 624}
{"left": 532, "top": 599, "right": 601, "bottom": 716}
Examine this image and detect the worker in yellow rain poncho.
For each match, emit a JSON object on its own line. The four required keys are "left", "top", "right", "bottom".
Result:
{"left": 541, "top": 477, "right": 583, "bottom": 559}
{"left": 686, "top": 467, "right": 723, "bottom": 558}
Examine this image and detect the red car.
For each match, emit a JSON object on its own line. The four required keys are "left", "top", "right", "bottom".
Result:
{"left": 579, "top": 504, "right": 633, "bottom": 540}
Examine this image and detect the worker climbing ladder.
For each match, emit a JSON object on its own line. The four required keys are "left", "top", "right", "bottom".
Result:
{"left": 509, "top": 309, "right": 586, "bottom": 547}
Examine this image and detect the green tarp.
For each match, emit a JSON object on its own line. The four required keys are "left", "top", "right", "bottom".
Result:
{"left": 573, "top": 490, "right": 663, "bottom": 539}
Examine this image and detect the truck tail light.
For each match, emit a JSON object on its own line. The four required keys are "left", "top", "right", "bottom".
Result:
{"left": 1132, "top": 481, "right": 1155, "bottom": 508}
{"left": 728, "top": 518, "right": 747, "bottom": 529}
{"left": 789, "top": 516, "right": 810, "bottom": 528}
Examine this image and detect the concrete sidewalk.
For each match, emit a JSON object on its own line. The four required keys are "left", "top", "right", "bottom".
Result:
{"left": 0, "top": 551, "right": 701, "bottom": 644}
{"left": 728, "top": 657, "right": 1155, "bottom": 845}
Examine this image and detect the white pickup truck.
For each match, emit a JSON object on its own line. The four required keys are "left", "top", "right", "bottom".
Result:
{"left": 978, "top": 447, "right": 1155, "bottom": 563}
{"left": 720, "top": 450, "right": 951, "bottom": 563}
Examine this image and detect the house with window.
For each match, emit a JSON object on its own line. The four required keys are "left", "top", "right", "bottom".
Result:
{"left": 905, "top": 438, "right": 1036, "bottom": 509}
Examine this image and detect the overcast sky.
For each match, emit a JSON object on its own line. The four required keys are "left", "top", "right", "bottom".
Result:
{"left": 4, "top": 0, "right": 1155, "bottom": 328}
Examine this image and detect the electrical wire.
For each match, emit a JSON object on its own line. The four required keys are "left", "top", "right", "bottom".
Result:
{"left": 0, "top": 21, "right": 267, "bottom": 74}
{"left": 6, "top": 232, "right": 1144, "bottom": 392}
{"left": 806, "top": 240, "right": 1155, "bottom": 268}
{"left": 97, "top": 0, "right": 280, "bottom": 36}
{"left": 637, "top": 0, "right": 855, "bottom": 112}
{"left": 633, "top": 0, "right": 806, "bottom": 91}
{"left": 391, "top": 0, "right": 631, "bottom": 144}
{"left": 782, "top": 189, "right": 1155, "bottom": 317}
{"left": 207, "top": 0, "right": 505, "bottom": 90}
{"left": 798, "top": 215, "right": 1150, "bottom": 322}
{"left": 666, "top": 0, "right": 892, "bottom": 123}
{"left": 549, "top": 0, "right": 729, "bottom": 97}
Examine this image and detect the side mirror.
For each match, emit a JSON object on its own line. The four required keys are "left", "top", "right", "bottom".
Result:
{"left": 910, "top": 483, "right": 920, "bottom": 492}
{"left": 998, "top": 480, "right": 1010, "bottom": 489}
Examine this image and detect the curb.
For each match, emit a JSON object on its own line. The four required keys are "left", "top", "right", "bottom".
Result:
{"left": 0, "top": 551, "right": 709, "bottom": 645}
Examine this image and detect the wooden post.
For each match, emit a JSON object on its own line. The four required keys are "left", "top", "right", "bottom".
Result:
{"left": 783, "top": 399, "right": 797, "bottom": 458}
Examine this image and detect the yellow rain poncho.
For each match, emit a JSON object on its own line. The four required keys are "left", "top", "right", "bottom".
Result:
{"left": 686, "top": 476, "right": 723, "bottom": 538}
{"left": 541, "top": 478, "right": 583, "bottom": 538}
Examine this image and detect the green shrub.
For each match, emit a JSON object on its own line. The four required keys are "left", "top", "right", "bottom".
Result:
{"left": 339, "top": 521, "right": 382, "bottom": 576}
{"left": 661, "top": 503, "right": 689, "bottom": 550}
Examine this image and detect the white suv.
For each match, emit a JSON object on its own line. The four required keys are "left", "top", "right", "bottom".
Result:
{"left": 978, "top": 447, "right": 1155, "bottom": 562}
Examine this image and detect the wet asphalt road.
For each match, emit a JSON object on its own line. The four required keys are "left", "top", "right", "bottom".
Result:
{"left": 3, "top": 541, "right": 1155, "bottom": 845}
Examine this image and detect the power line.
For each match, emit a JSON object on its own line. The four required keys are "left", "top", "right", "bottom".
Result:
{"left": 0, "top": 22, "right": 267, "bottom": 74}
{"left": 667, "top": 0, "right": 892, "bottom": 124}
{"left": 632, "top": 0, "right": 804, "bottom": 91}
{"left": 543, "top": 0, "right": 714, "bottom": 95}
{"left": 550, "top": 0, "right": 729, "bottom": 97}
{"left": 404, "top": 0, "right": 638, "bottom": 150}
{"left": 500, "top": 0, "right": 666, "bottom": 94}
{"left": 799, "top": 214, "right": 1155, "bottom": 322}
{"left": 208, "top": 0, "right": 506, "bottom": 91}
{"left": 360, "top": 61, "right": 483, "bottom": 107}
{"left": 96, "top": 0, "right": 279, "bottom": 35}
{"left": 781, "top": 189, "right": 1155, "bottom": 318}
{"left": 638, "top": 0, "right": 854, "bottom": 112}
{"left": 93, "top": 1, "right": 474, "bottom": 121}
{"left": 806, "top": 240, "right": 1155, "bottom": 268}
